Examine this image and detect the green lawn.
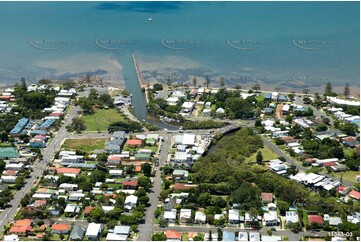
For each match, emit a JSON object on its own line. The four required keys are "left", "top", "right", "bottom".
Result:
{"left": 81, "top": 108, "right": 128, "bottom": 132}
{"left": 62, "top": 138, "right": 107, "bottom": 152}
{"left": 332, "top": 171, "right": 359, "bottom": 184}
{"left": 123, "top": 144, "right": 158, "bottom": 154}
{"left": 244, "top": 146, "right": 279, "bottom": 163}
{"left": 257, "top": 95, "right": 265, "bottom": 102}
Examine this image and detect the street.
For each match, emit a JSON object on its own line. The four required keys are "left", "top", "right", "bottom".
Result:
{"left": 259, "top": 135, "right": 354, "bottom": 187}
{"left": 0, "top": 106, "right": 80, "bottom": 233}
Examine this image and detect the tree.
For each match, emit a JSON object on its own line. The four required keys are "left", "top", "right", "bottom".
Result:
{"left": 198, "top": 192, "right": 212, "bottom": 206}
{"left": 193, "top": 76, "right": 198, "bottom": 88}
{"left": 90, "top": 207, "right": 105, "bottom": 221}
{"left": 219, "top": 76, "right": 225, "bottom": 88}
{"left": 205, "top": 75, "right": 210, "bottom": 88}
{"left": 0, "top": 160, "right": 5, "bottom": 173}
{"left": 90, "top": 170, "right": 106, "bottom": 183}
{"left": 256, "top": 151, "right": 263, "bottom": 165}
{"left": 289, "top": 222, "right": 302, "bottom": 233}
{"left": 325, "top": 82, "right": 333, "bottom": 94}
{"left": 158, "top": 218, "right": 168, "bottom": 228}
{"left": 57, "top": 197, "right": 67, "bottom": 208}
{"left": 141, "top": 163, "right": 152, "bottom": 177}
{"left": 303, "top": 88, "right": 309, "bottom": 96}
{"left": 276, "top": 200, "right": 289, "bottom": 216}
{"left": 138, "top": 176, "right": 152, "bottom": 191}
{"left": 253, "top": 84, "right": 261, "bottom": 92}
{"left": 343, "top": 82, "right": 350, "bottom": 98}
{"left": 322, "top": 117, "right": 330, "bottom": 125}
{"left": 0, "top": 132, "right": 8, "bottom": 142}
{"left": 152, "top": 233, "right": 167, "bottom": 241}
{"left": 153, "top": 83, "right": 163, "bottom": 91}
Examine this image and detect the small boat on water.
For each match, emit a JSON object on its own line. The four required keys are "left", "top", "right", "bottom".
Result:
{"left": 148, "top": 17, "right": 153, "bottom": 21}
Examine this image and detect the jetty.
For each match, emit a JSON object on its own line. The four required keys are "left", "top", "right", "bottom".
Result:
{"left": 132, "top": 53, "right": 150, "bottom": 103}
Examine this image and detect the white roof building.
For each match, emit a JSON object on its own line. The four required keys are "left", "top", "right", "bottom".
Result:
{"left": 164, "top": 209, "right": 177, "bottom": 221}
{"left": 86, "top": 223, "right": 101, "bottom": 238}
{"left": 286, "top": 211, "right": 299, "bottom": 224}
{"left": 4, "top": 234, "right": 19, "bottom": 241}
{"left": 195, "top": 211, "right": 206, "bottom": 223}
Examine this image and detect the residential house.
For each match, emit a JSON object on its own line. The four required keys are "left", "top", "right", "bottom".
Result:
{"left": 238, "top": 232, "right": 248, "bottom": 241}
{"left": 179, "top": 209, "right": 192, "bottom": 224}
{"left": 164, "top": 209, "right": 177, "bottom": 223}
{"left": 1, "top": 175, "right": 17, "bottom": 183}
{"left": 194, "top": 211, "right": 206, "bottom": 224}
{"left": 249, "top": 232, "right": 261, "bottom": 241}
{"left": 3, "top": 234, "right": 19, "bottom": 241}
{"left": 347, "top": 212, "right": 360, "bottom": 224}
{"left": 342, "top": 137, "right": 359, "bottom": 147}
{"left": 309, "top": 215, "right": 323, "bottom": 225}
{"left": 172, "top": 169, "right": 189, "bottom": 179}
{"left": 228, "top": 209, "right": 240, "bottom": 224}
{"left": 29, "top": 138, "right": 45, "bottom": 148}
{"left": 51, "top": 224, "right": 70, "bottom": 234}
{"left": 85, "top": 223, "right": 101, "bottom": 241}
{"left": 336, "top": 186, "right": 350, "bottom": 195}
{"left": 123, "top": 179, "right": 138, "bottom": 189}
{"left": 222, "top": 231, "right": 236, "bottom": 241}
{"left": 107, "top": 155, "right": 122, "bottom": 165}
{"left": 109, "top": 169, "right": 123, "bottom": 177}
{"left": 261, "top": 192, "right": 273, "bottom": 204}
{"left": 349, "top": 190, "right": 360, "bottom": 201}
{"left": 181, "top": 102, "right": 194, "bottom": 113}
{"left": 69, "top": 226, "right": 85, "bottom": 241}
{"left": 285, "top": 211, "right": 299, "bottom": 225}
{"left": 263, "top": 212, "right": 278, "bottom": 226}
{"left": 165, "top": 230, "right": 182, "bottom": 241}
{"left": 105, "top": 225, "right": 130, "bottom": 241}
{"left": 127, "top": 138, "right": 142, "bottom": 147}
{"left": 324, "top": 214, "right": 342, "bottom": 226}
{"left": 9, "top": 219, "right": 33, "bottom": 236}
{"left": 124, "top": 195, "right": 138, "bottom": 211}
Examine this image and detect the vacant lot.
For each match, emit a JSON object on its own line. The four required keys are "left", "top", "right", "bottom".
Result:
{"left": 333, "top": 170, "right": 359, "bottom": 184}
{"left": 81, "top": 108, "right": 127, "bottom": 131}
{"left": 244, "top": 146, "right": 279, "bottom": 163}
{"left": 62, "top": 138, "right": 106, "bottom": 152}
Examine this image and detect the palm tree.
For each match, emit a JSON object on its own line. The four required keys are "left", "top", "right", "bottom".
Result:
{"left": 303, "top": 88, "right": 309, "bottom": 96}
{"left": 220, "top": 76, "right": 225, "bottom": 88}
{"left": 205, "top": 75, "right": 210, "bottom": 88}
{"left": 193, "top": 76, "right": 198, "bottom": 88}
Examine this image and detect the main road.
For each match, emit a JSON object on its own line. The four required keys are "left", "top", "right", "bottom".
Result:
{"left": 0, "top": 106, "right": 80, "bottom": 234}
{"left": 137, "top": 133, "right": 172, "bottom": 241}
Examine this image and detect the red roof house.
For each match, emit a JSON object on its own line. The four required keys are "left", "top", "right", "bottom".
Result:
{"left": 84, "top": 206, "right": 95, "bottom": 215}
{"left": 56, "top": 168, "right": 81, "bottom": 175}
{"left": 261, "top": 192, "right": 273, "bottom": 203}
{"left": 9, "top": 219, "right": 33, "bottom": 235}
{"left": 309, "top": 215, "right": 323, "bottom": 225}
{"left": 323, "top": 161, "right": 338, "bottom": 167}
{"left": 349, "top": 190, "right": 360, "bottom": 200}
{"left": 336, "top": 186, "right": 349, "bottom": 195}
{"left": 127, "top": 138, "right": 142, "bottom": 147}
{"left": 51, "top": 224, "right": 70, "bottom": 234}
{"left": 123, "top": 179, "right": 138, "bottom": 189}
{"left": 33, "top": 200, "right": 47, "bottom": 208}
{"left": 165, "top": 230, "right": 182, "bottom": 240}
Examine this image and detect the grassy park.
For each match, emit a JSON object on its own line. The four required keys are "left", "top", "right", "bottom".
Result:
{"left": 81, "top": 108, "right": 127, "bottom": 132}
